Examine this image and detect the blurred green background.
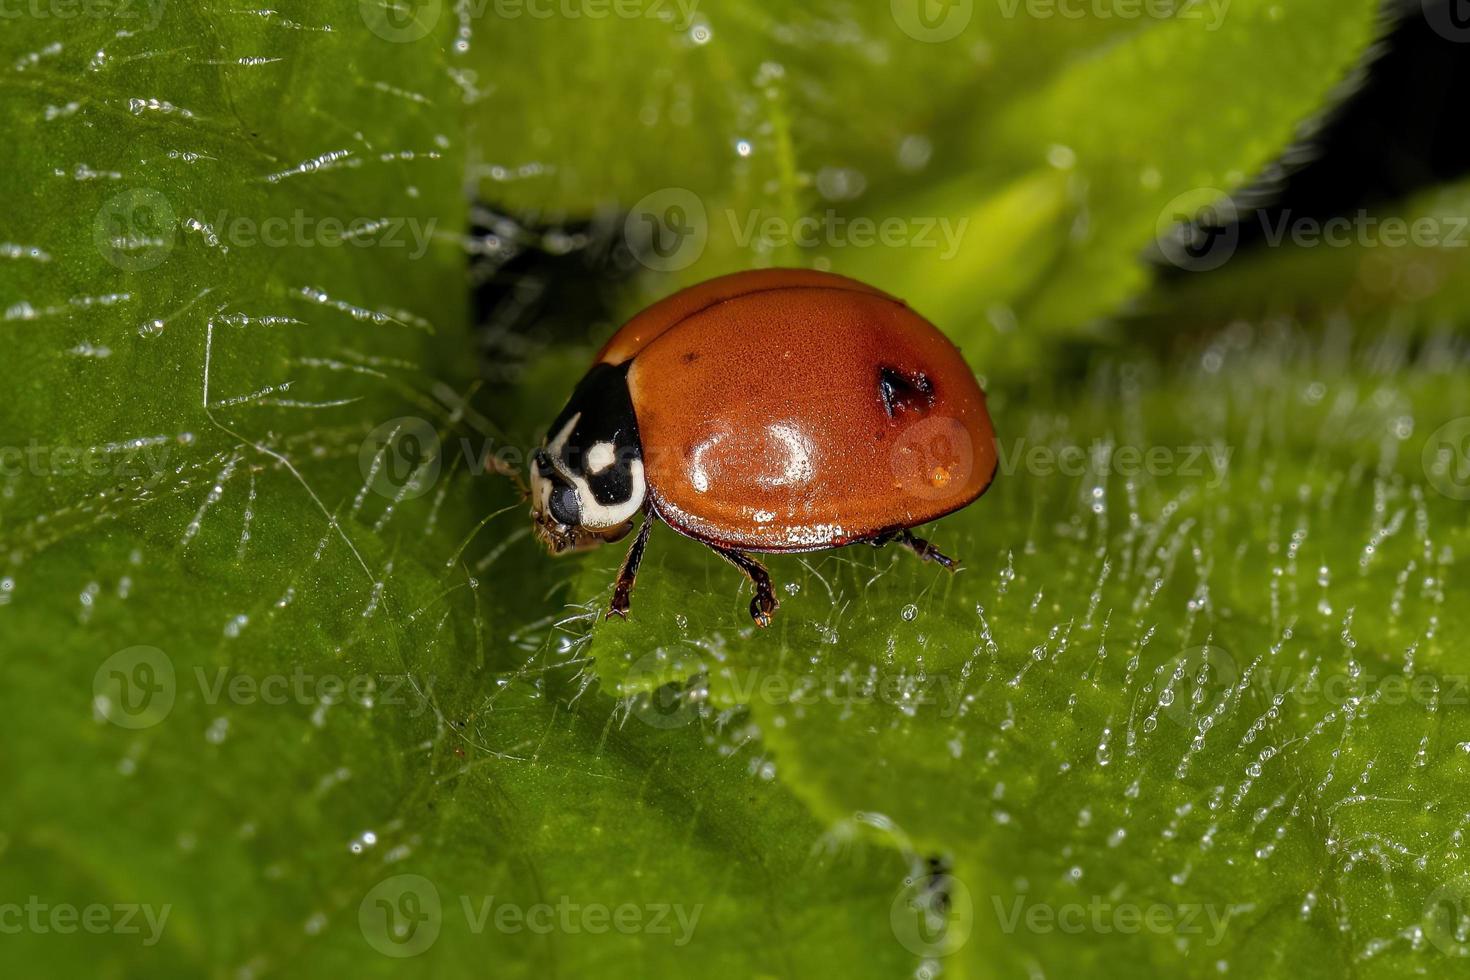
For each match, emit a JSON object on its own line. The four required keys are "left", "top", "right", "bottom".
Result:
{"left": 3, "top": 1, "right": 1470, "bottom": 977}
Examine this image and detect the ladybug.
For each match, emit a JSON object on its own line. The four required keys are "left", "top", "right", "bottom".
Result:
{"left": 529, "top": 268, "right": 997, "bottom": 626}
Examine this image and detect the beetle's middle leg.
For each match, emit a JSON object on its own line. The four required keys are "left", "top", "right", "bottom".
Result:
{"left": 709, "top": 546, "right": 780, "bottom": 627}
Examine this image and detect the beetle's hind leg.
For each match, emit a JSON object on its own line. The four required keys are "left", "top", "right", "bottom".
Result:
{"left": 710, "top": 547, "right": 780, "bottom": 627}
{"left": 606, "top": 516, "right": 655, "bottom": 621}
{"left": 874, "top": 528, "right": 960, "bottom": 570}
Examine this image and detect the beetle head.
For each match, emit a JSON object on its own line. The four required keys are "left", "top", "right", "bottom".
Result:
{"left": 530, "top": 363, "right": 646, "bottom": 555}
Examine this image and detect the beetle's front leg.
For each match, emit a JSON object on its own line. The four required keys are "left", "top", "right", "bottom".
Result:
{"left": 606, "top": 516, "right": 654, "bottom": 620}
{"left": 710, "top": 546, "right": 779, "bottom": 627}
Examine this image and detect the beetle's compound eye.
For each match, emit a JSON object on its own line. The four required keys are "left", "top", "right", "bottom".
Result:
{"left": 548, "top": 482, "right": 581, "bottom": 527}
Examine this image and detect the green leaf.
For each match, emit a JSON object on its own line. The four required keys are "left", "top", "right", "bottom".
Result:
{"left": 5, "top": 2, "right": 1469, "bottom": 978}
{"left": 586, "top": 332, "right": 1470, "bottom": 977}
{"left": 0, "top": 5, "right": 908, "bottom": 976}
{"left": 477, "top": 0, "right": 1387, "bottom": 377}
{"left": 838, "top": 0, "right": 1387, "bottom": 365}
{"left": 476, "top": 0, "right": 1381, "bottom": 379}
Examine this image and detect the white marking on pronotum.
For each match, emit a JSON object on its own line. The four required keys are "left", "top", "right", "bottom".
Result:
{"left": 534, "top": 414, "right": 644, "bottom": 530}
{"left": 572, "top": 462, "right": 645, "bottom": 530}
{"left": 546, "top": 413, "right": 579, "bottom": 458}
{"left": 586, "top": 441, "right": 616, "bottom": 475}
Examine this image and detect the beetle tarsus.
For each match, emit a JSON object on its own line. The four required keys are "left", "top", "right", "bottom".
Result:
{"left": 712, "top": 547, "right": 780, "bottom": 627}
{"left": 903, "top": 529, "right": 959, "bottom": 570}
{"left": 750, "top": 593, "right": 778, "bottom": 628}
{"left": 877, "top": 528, "right": 959, "bottom": 570}
{"left": 606, "top": 516, "right": 654, "bottom": 621}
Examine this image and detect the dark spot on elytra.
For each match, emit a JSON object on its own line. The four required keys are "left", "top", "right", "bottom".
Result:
{"left": 878, "top": 365, "right": 935, "bottom": 419}
{"left": 681, "top": 351, "right": 700, "bottom": 364}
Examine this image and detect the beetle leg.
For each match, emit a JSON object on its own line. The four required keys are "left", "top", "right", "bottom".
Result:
{"left": 895, "top": 529, "right": 959, "bottom": 570}
{"left": 710, "top": 547, "right": 780, "bottom": 627}
{"left": 606, "top": 516, "right": 654, "bottom": 621}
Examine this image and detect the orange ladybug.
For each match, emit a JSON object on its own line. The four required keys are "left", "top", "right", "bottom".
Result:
{"left": 529, "top": 269, "right": 998, "bottom": 626}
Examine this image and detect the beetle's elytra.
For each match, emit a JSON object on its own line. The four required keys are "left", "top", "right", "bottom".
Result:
{"left": 528, "top": 268, "right": 998, "bottom": 626}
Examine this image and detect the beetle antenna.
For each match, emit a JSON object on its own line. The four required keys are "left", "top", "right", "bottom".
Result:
{"left": 487, "top": 452, "right": 531, "bottom": 500}
{"left": 429, "top": 379, "right": 532, "bottom": 500}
